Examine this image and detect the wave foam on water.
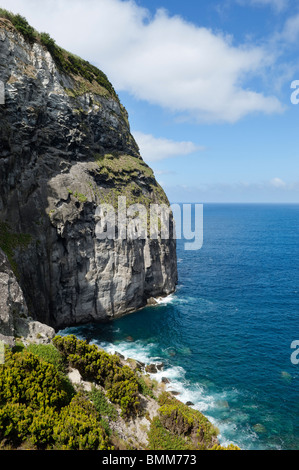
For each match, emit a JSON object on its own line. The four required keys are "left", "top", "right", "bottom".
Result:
{"left": 92, "top": 337, "right": 250, "bottom": 449}
{"left": 59, "top": 328, "right": 270, "bottom": 450}
{"left": 153, "top": 294, "right": 176, "bottom": 305}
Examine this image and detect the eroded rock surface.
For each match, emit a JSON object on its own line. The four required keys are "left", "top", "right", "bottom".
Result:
{"left": 0, "top": 19, "right": 177, "bottom": 330}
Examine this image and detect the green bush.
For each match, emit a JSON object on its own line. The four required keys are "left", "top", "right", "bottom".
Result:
{"left": 210, "top": 443, "right": 241, "bottom": 450}
{"left": 0, "top": 403, "right": 34, "bottom": 445}
{"left": 52, "top": 393, "right": 111, "bottom": 450}
{"left": 0, "top": 350, "right": 71, "bottom": 410}
{"left": 90, "top": 386, "right": 118, "bottom": 422}
{"left": 148, "top": 417, "right": 193, "bottom": 451}
{"left": 156, "top": 392, "right": 219, "bottom": 449}
{"left": 39, "top": 32, "right": 56, "bottom": 53}
{"left": 53, "top": 335, "right": 140, "bottom": 416}
{"left": 0, "top": 349, "right": 113, "bottom": 449}
{"left": 0, "top": 9, "right": 36, "bottom": 43}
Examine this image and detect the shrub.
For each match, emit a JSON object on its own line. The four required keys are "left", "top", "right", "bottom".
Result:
{"left": 106, "top": 380, "right": 139, "bottom": 417}
{"left": 53, "top": 335, "right": 140, "bottom": 416}
{"left": 0, "top": 350, "right": 112, "bottom": 449}
{"left": 90, "top": 387, "right": 118, "bottom": 422}
{"left": 52, "top": 393, "right": 111, "bottom": 450}
{"left": 0, "top": 350, "right": 71, "bottom": 410}
{"left": 148, "top": 417, "right": 192, "bottom": 451}
{"left": 0, "top": 10, "right": 36, "bottom": 43}
{"left": 210, "top": 443, "right": 241, "bottom": 450}
{"left": 157, "top": 392, "right": 218, "bottom": 449}
{"left": 39, "top": 32, "right": 56, "bottom": 53}
{"left": 0, "top": 403, "right": 34, "bottom": 445}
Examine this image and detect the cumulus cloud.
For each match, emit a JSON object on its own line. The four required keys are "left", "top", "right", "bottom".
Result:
{"left": 0, "top": 0, "right": 283, "bottom": 122}
{"left": 133, "top": 131, "right": 202, "bottom": 162}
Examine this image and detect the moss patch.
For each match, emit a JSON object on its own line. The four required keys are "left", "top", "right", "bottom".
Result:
{"left": 0, "top": 222, "right": 31, "bottom": 277}
{"left": 93, "top": 153, "right": 169, "bottom": 210}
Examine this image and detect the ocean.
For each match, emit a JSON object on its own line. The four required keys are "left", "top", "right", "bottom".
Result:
{"left": 60, "top": 203, "right": 299, "bottom": 450}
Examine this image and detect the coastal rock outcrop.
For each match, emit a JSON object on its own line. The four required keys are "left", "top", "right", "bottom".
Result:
{"left": 0, "top": 247, "right": 55, "bottom": 344}
{"left": 0, "top": 17, "right": 177, "bottom": 330}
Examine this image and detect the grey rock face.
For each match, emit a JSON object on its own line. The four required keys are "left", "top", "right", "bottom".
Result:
{"left": 0, "top": 248, "right": 55, "bottom": 344}
{"left": 0, "top": 247, "right": 28, "bottom": 336}
{"left": 0, "top": 19, "right": 177, "bottom": 330}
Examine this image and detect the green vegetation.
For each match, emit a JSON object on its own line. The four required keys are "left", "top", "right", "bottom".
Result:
{"left": 148, "top": 392, "right": 220, "bottom": 451}
{"left": 90, "top": 386, "right": 118, "bottom": 422}
{"left": 148, "top": 416, "right": 195, "bottom": 450}
{"left": 0, "top": 9, "right": 116, "bottom": 98}
{"left": 0, "top": 222, "right": 31, "bottom": 277}
{"left": 51, "top": 393, "right": 111, "bottom": 450}
{"left": 136, "top": 375, "right": 156, "bottom": 400}
{"left": 26, "top": 343, "right": 65, "bottom": 372}
{"left": 95, "top": 153, "right": 154, "bottom": 181}
{"left": 0, "top": 336, "right": 239, "bottom": 450}
{"left": 210, "top": 443, "right": 241, "bottom": 450}
{"left": 0, "top": 346, "right": 111, "bottom": 450}
{"left": 93, "top": 153, "right": 169, "bottom": 210}
{"left": 53, "top": 335, "right": 140, "bottom": 417}
{"left": 0, "top": 9, "right": 36, "bottom": 43}
{"left": 73, "top": 191, "right": 88, "bottom": 204}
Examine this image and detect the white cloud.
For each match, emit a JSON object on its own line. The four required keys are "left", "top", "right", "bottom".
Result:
{"left": 0, "top": 0, "right": 283, "bottom": 122}
{"left": 281, "top": 13, "right": 299, "bottom": 43}
{"left": 270, "top": 177, "right": 287, "bottom": 188}
{"left": 133, "top": 131, "right": 202, "bottom": 162}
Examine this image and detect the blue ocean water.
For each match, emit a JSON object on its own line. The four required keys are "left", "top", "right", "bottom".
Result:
{"left": 60, "top": 204, "right": 299, "bottom": 450}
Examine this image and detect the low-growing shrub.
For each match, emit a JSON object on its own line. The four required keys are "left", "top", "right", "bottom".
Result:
{"left": 90, "top": 387, "right": 118, "bottom": 422}
{"left": 0, "top": 350, "right": 71, "bottom": 410}
{"left": 53, "top": 335, "right": 141, "bottom": 416}
{"left": 148, "top": 416, "right": 193, "bottom": 451}
{"left": 0, "top": 349, "right": 112, "bottom": 449}
{"left": 52, "top": 393, "right": 112, "bottom": 450}
{"left": 156, "top": 392, "right": 218, "bottom": 449}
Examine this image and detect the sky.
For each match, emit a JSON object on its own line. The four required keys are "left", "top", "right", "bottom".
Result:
{"left": 1, "top": 0, "right": 299, "bottom": 202}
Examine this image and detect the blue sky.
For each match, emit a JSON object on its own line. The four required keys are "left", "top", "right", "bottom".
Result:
{"left": 2, "top": 0, "right": 299, "bottom": 202}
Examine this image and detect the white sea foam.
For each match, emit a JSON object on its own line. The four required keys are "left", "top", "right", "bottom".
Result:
{"left": 92, "top": 337, "right": 246, "bottom": 447}
{"left": 61, "top": 332, "right": 257, "bottom": 450}
{"left": 153, "top": 294, "right": 175, "bottom": 305}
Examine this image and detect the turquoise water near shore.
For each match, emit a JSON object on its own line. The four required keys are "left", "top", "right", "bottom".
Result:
{"left": 60, "top": 204, "right": 299, "bottom": 450}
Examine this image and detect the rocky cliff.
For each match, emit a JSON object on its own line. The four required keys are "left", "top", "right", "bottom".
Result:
{"left": 0, "top": 15, "right": 177, "bottom": 331}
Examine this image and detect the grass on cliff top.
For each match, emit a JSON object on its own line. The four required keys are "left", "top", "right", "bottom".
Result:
{"left": 95, "top": 153, "right": 154, "bottom": 181}
{"left": 0, "top": 9, "right": 117, "bottom": 99}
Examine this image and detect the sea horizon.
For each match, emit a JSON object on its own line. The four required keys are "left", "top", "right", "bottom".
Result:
{"left": 60, "top": 202, "right": 299, "bottom": 450}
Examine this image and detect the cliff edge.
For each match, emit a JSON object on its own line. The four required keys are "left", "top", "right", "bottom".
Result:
{"left": 0, "top": 13, "right": 177, "bottom": 330}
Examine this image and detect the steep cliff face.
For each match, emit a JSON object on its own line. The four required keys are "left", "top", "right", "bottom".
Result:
{"left": 0, "top": 247, "right": 55, "bottom": 344}
{"left": 0, "top": 17, "right": 177, "bottom": 330}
